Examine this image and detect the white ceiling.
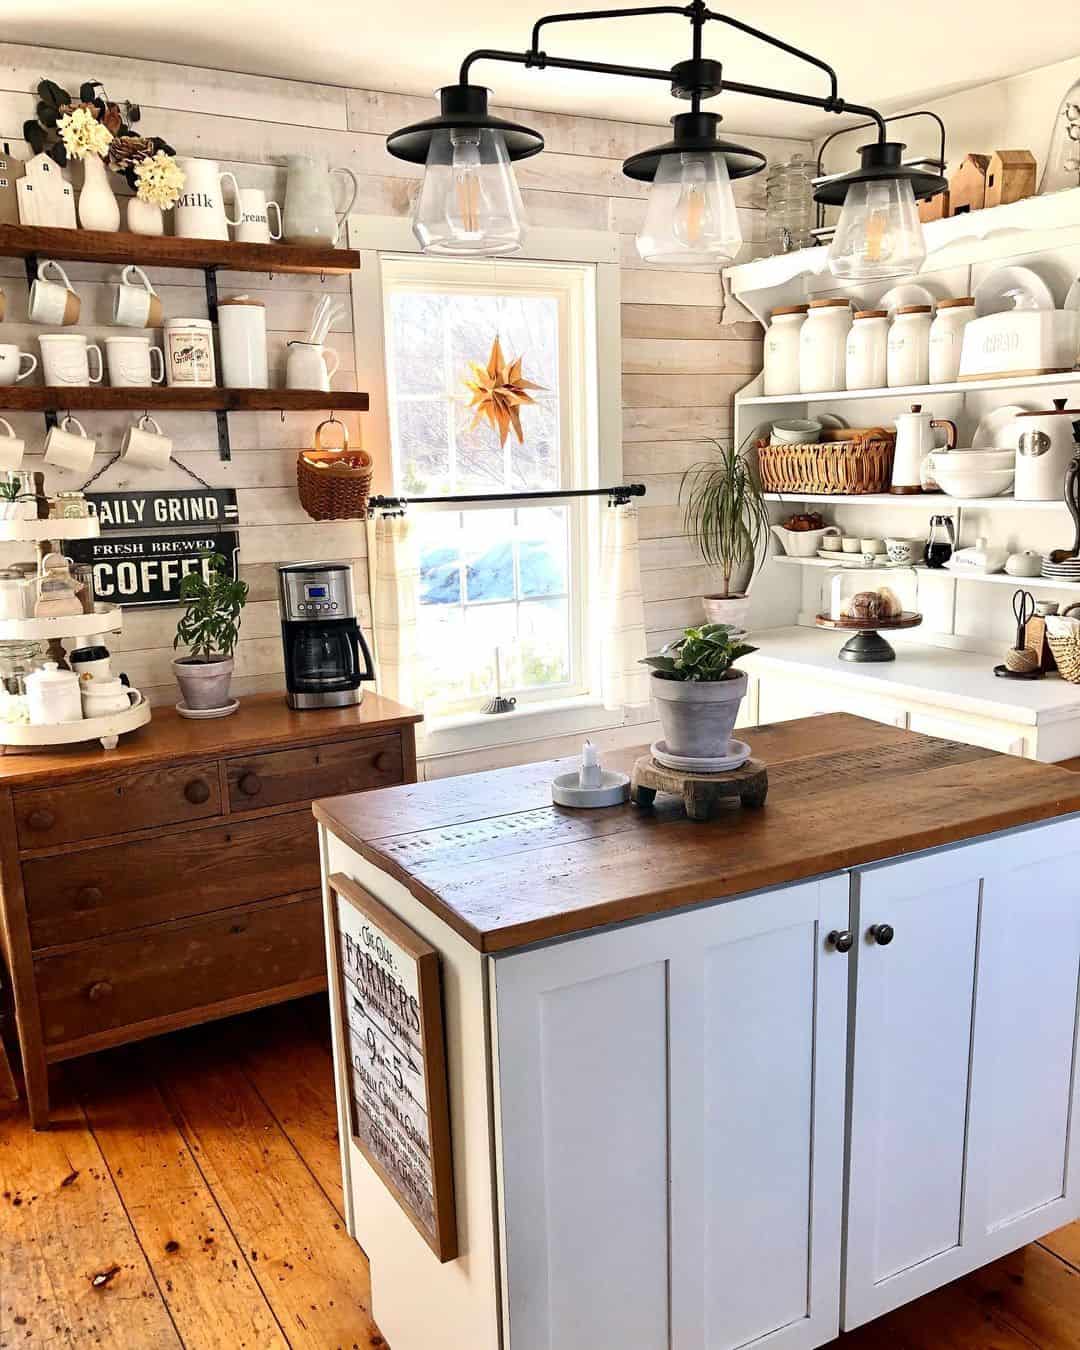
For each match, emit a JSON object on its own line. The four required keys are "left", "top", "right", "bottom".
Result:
{"left": 7, "top": 1, "right": 1079, "bottom": 139}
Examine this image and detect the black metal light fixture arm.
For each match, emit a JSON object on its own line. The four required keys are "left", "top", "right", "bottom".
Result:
{"left": 459, "top": 46, "right": 673, "bottom": 88}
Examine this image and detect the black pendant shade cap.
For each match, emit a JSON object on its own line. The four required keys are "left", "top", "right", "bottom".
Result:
{"left": 385, "top": 84, "right": 545, "bottom": 164}
{"left": 813, "top": 140, "right": 948, "bottom": 206}
{"left": 622, "top": 112, "right": 766, "bottom": 183}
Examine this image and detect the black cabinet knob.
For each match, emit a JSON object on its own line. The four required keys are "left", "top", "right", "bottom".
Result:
{"left": 869, "top": 923, "right": 895, "bottom": 946}
{"left": 827, "top": 929, "right": 854, "bottom": 953}
{"left": 184, "top": 778, "right": 211, "bottom": 805}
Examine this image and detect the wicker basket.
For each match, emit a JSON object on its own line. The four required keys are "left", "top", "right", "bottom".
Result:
{"left": 1047, "top": 629, "right": 1080, "bottom": 684}
{"left": 297, "top": 419, "right": 374, "bottom": 521}
{"left": 757, "top": 426, "right": 896, "bottom": 495}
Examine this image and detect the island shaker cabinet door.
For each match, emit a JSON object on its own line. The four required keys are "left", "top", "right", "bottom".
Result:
{"left": 492, "top": 875, "right": 850, "bottom": 1350}
{"left": 843, "top": 821, "right": 1080, "bottom": 1329}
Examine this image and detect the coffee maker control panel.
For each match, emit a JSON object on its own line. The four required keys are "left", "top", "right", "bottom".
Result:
{"left": 277, "top": 563, "right": 355, "bottom": 623}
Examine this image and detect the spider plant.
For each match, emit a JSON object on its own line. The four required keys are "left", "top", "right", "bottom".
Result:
{"left": 680, "top": 436, "right": 770, "bottom": 599}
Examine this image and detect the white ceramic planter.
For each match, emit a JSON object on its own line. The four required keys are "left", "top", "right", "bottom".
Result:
{"left": 651, "top": 670, "right": 748, "bottom": 759}
{"left": 173, "top": 654, "right": 235, "bottom": 711}
{"left": 701, "top": 593, "right": 752, "bottom": 629}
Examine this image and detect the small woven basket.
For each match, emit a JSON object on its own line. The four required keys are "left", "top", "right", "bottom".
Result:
{"left": 1047, "top": 629, "right": 1080, "bottom": 684}
{"left": 297, "top": 418, "right": 374, "bottom": 521}
{"left": 757, "top": 427, "right": 896, "bottom": 495}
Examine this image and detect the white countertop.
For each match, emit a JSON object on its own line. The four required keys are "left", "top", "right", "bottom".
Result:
{"left": 741, "top": 627, "right": 1080, "bottom": 727}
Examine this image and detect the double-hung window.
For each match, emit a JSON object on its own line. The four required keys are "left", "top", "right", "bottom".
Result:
{"left": 379, "top": 254, "right": 602, "bottom": 718}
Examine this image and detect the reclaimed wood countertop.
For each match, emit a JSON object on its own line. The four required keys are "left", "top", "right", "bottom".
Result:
{"left": 314, "top": 714, "right": 1080, "bottom": 953}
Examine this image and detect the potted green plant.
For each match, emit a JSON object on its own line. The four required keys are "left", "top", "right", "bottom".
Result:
{"left": 172, "top": 553, "right": 248, "bottom": 713}
{"left": 681, "top": 438, "right": 771, "bottom": 630}
{"left": 641, "top": 623, "right": 757, "bottom": 759}
{"left": 0, "top": 473, "right": 32, "bottom": 522}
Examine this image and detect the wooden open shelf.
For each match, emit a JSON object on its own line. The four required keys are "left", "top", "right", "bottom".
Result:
{"left": 0, "top": 224, "right": 361, "bottom": 276}
{"left": 0, "top": 387, "right": 369, "bottom": 414}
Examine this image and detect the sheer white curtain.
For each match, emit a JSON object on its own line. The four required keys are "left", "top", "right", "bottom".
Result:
{"left": 599, "top": 502, "right": 651, "bottom": 711}
{"left": 366, "top": 513, "right": 419, "bottom": 710}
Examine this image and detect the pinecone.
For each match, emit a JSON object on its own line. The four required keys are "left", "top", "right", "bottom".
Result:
{"left": 108, "top": 134, "right": 154, "bottom": 173}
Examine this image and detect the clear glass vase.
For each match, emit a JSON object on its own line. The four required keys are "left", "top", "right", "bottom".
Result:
{"left": 765, "top": 155, "right": 815, "bottom": 256}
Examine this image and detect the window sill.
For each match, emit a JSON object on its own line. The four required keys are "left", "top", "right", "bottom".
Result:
{"left": 417, "top": 694, "right": 627, "bottom": 759}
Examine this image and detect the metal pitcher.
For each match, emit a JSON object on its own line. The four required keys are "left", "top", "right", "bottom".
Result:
{"left": 283, "top": 154, "right": 358, "bottom": 246}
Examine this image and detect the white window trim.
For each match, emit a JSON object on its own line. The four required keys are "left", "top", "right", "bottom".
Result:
{"left": 348, "top": 216, "right": 626, "bottom": 756}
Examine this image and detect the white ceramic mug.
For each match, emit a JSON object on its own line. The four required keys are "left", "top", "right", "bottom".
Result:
{"left": 105, "top": 335, "right": 165, "bottom": 387}
{"left": 28, "top": 259, "right": 81, "bottom": 325}
{"left": 234, "top": 187, "right": 283, "bottom": 244}
{"left": 0, "top": 418, "right": 25, "bottom": 470}
{"left": 44, "top": 415, "right": 96, "bottom": 473}
{"left": 285, "top": 340, "right": 339, "bottom": 391}
{"left": 113, "top": 265, "right": 164, "bottom": 328}
{"left": 120, "top": 414, "right": 173, "bottom": 469}
{"left": 39, "top": 334, "right": 103, "bottom": 387}
{"left": 0, "top": 345, "right": 38, "bottom": 387}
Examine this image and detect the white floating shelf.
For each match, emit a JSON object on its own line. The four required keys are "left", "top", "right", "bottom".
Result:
{"left": 739, "top": 370, "right": 1080, "bottom": 408}
{"left": 0, "top": 605, "right": 122, "bottom": 642}
{"left": 0, "top": 516, "right": 100, "bottom": 542}
{"left": 0, "top": 693, "right": 150, "bottom": 752}
{"left": 764, "top": 492, "right": 1066, "bottom": 509}
{"left": 772, "top": 555, "right": 1080, "bottom": 593}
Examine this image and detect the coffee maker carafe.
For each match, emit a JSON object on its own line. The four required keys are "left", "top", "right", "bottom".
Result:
{"left": 277, "top": 561, "right": 374, "bottom": 709}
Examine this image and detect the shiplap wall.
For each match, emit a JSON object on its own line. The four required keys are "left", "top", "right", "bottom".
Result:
{"left": 0, "top": 42, "right": 808, "bottom": 772}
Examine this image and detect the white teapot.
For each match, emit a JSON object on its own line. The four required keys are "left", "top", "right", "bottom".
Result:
{"left": 891, "top": 404, "right": 957, "bottom": 492}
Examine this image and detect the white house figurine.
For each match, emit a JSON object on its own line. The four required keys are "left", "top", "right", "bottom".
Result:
{"left": 17, "top": 152, "right": 76, "bottom": 228}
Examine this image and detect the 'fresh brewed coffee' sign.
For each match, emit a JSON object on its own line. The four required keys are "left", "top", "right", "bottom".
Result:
{"left": 87, "top": 488, "right": 239, "bottom": 531}
{"left": 67, "top": 531, "right": 240, "bottom": 608}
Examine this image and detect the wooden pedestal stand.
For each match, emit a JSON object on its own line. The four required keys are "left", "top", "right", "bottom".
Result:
{"left": 630, "top": 754, "right": 769, "bottom": 821}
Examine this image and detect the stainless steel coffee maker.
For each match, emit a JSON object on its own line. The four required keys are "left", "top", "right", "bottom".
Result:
{"left": 277, "top": 561, "right": 374, "bottom": 709}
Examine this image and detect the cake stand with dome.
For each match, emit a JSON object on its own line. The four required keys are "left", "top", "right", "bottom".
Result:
{"left": 816, "top": 566, "right": 922, "bottom": 662}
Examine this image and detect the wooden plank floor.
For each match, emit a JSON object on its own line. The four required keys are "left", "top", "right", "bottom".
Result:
{"left": 2, "top": 997, "right": 1080, "bottom": 1349}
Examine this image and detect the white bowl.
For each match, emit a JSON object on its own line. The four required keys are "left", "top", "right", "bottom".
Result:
{"left": 943, "top": 448, "right": 1017, "bottom": 470}
{"left": 770, "top": 418, "right": 822, "bottom": 445}
{"left": 930, "top": 458, "right": 1015, "bottom": 499}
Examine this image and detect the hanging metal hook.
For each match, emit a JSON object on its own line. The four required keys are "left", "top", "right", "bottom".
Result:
{"left": 280, "top": 409, "right": 286, "bottom": 423}
{"left": 319, "top": 269, "right": 326, "bottom": 285}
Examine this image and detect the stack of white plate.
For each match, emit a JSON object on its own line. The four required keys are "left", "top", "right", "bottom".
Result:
{"left": 1041, "top": 555, "right": 1080, "bottom": 580}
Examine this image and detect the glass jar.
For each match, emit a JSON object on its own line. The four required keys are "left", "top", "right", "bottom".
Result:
{"left": 0, "top": 640, "right": 47, "bottom": 694}
{"left": 925, "top": 514, "right": 956, "bottom": 569}
{"left": 763, "top": 304, "right": 808, "bottom": 396}
{"left": 845, "top": 309, "right": 889, "bottom": 390}
{"left": 928, "top": 298, "right": 975, "bottom": 384}
{"left": 764, "top": 156, "right": 815, "bottom": 255}
{"left": 50, "top": 490, "right": 89, "bottom": 519}
{"left": 799, "top": 298, "right": 852, "bottom": 393}
{"left": 887, "top": 304, "right": 933, "bottom": 387}
{"left": 72, "top": 562, "right": 95, "bottom": 614}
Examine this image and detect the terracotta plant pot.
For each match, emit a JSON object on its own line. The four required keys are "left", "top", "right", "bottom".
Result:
{"left": 702, "top": 593, "right": 751, "bottom": 630}
{"left": 651, "top": 670, "right": 748, "bottom": 759}
{"left": 172, "top": 654, "right": 235, "bottom": 711}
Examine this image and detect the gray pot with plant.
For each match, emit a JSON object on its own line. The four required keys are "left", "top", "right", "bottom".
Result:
{"left": 172, "top": 552, "right": 249, "bottom": 713}
{"left": 681, "top": 438, "right": 770, "bottom": 630}
{"left": 641, "top": 624, "right": 757, "bottom": 759}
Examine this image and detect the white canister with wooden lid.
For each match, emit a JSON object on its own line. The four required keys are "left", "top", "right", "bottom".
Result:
{"left": 763, "top": 304, "right": 807, "bottom": 396}
{"left": 799, "top": 298, "right": 852, "bottom": 393}
{"left": 218, "top": 295, "right": 268, "bottom": 389}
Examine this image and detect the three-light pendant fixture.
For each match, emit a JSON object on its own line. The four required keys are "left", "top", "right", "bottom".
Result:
{"left": 385, "top": 1, "right": 948, "bottom": 280}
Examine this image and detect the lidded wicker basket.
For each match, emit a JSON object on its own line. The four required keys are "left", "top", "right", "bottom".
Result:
{"left": 757, "top": 427, "right": 896, "bottom": 495}
{"left": 1046, "top": 627, "right": 1080, "bottom": 684}
{"left": 297, "top": 417, "right": 374, "bottom": 521}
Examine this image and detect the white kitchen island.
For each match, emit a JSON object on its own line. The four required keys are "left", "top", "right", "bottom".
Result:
{"left": 314, "top": 713, "right": 1080, "bottom": 1349}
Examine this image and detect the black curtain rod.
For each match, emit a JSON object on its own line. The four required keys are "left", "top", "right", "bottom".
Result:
{"left": 369, "top": 483, "right": 646, "bottom": 510}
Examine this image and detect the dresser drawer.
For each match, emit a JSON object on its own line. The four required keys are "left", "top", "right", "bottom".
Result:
{"left": 14, "top": 760, "right": 222, "bottom": 849}
{"left": 23, "top": 809, "right": 320, "bottom": 950}
{"left": 35, "top": 892, "right": 325, "bottom": 1052}
{"left": 225, "top": 733, "right": 403, "bottom": 812}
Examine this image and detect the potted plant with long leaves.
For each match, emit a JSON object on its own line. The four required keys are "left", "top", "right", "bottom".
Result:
{"left": 641, "top": 623, "right": 757, "bottom": 760}
{"left": 681, "top": 436, "right": 771, "bottom": 630}
{"left": 172, "top": 553, "right": 248, "bottom": 714}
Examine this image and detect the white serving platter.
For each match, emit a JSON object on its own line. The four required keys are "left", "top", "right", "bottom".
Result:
{"left": 0, "top": 604, "right": 122, "bottom": 642}
{"left": 0, "top": 691, "right": 150, "bottom": 752}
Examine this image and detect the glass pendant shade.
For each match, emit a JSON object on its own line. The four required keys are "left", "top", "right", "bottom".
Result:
{"left": 827, "top": 175, "right": 926, "bottom": 280}
{"left": 636, "top": 150, "right": 742, "bottom": 265}
{"left": 411, "top": 126, "right": 526, "bottom": 255}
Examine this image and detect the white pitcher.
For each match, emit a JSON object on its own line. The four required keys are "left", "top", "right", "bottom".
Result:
{"left": 174, "top": 157, "right": 242, "bottom": 241}
{"left": 891, "top": 404, "right": 957, "bottom": 493}
{"left": 283, "top": 154, "right": 358, "bottom": 246}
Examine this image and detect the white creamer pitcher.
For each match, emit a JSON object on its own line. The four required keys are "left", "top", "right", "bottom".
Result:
{"left": 174, "top": 158, "right": 242, "bottom": 241}
{"left": 283, "top": 155, "right": 358, "bottom": 246}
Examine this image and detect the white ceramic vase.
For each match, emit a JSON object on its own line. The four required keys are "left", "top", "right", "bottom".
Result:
{"left": 127, "top": 195, "right": 164, "bottom": 236}
{"left": 78, "top": 155, "right": 121, "bottom": 232}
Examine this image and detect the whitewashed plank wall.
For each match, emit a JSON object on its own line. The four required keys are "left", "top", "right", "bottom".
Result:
{"left": 0, "top": 42, "right": 808, "bottom": 772}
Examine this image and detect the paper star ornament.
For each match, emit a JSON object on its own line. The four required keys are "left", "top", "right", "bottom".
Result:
{"left": 463, "top": 336, "right": 545, "bottom": 447}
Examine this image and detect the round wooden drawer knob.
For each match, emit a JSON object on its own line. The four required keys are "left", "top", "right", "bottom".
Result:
{"left": 26, "top": 808, "right": 56, "bottom": 831}
{"left": 87, "top": 981, "right": 113, "bottom": 1002}
{"left": 77, "top": 886, "right": 104, "bottom": 908}
{"left": 238, "top": 772, "right": 262, "bottom": 797}
{"left": 373, "top": 751, "right": 390, "bottom": 772}
{"left": 184, "top": 778, "right": 211, "bottom": 805}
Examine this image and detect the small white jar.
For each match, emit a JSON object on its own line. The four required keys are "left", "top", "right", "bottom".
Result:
{"left": 887, "top": 304, "right": 933, "bottom": 388}
{"left": 218, "top": 295, "right": 268, "bottom": 390}
{"left": 845, "top": 309, "right": 889, "bottom": 391}
{"left": 928, "top": 297, "right": 976, "bottom": 385}
{"left": 25, "top": 661, "right": 82, "bottom": 725}
{"left": 799, "top": 298, "right": 852, "bottom": 393}
{"left": 763, "top": 304, "right": 807, "bottom": 396}
{"left": 163, "top": 317, "right": 216, "bottom": 388}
